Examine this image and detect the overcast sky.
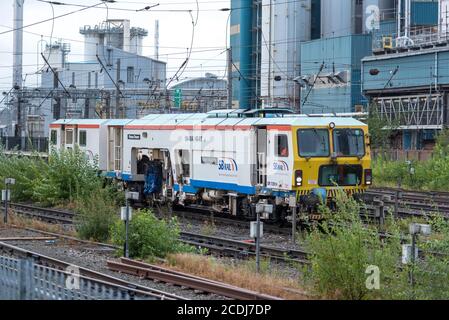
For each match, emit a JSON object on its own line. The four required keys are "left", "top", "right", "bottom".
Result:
{"left": 0, "top": 0, "right": 230, "bottom": 92}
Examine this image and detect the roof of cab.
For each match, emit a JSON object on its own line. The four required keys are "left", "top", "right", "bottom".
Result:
{"left": 126, "top": 113, "right": 367, "bottom": 128}
{"left": 52, "top": 112, "right": 367, "bottom": 129}
{"left": 105, "top": 119, "right": 134, "bottom": 126}
{"left": 51, "top": 119, "right": 109, "bottom": 125}
{"left": 51, "top": 119, "right": 73, "bottom": 125}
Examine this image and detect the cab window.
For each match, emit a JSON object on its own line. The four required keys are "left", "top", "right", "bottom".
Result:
{"left": 297, "top": 129, "right": 330, "bottom": 157}
{"left": 333, "top": 129, "right": 365, "bottom": 157}
{"left": 275, "top": 135, "right": 289, "bottom": 157}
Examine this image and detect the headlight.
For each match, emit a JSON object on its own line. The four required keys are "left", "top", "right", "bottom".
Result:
{"left": 295, "top": 170, "right": 303, "bottom": 187}
{"left": 365, "top": 169, "right": 372, "bottom": 185}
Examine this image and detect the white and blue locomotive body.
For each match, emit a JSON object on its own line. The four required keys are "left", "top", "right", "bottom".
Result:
{"left": 49, "top": 110, "right": 371, "bottom": 220}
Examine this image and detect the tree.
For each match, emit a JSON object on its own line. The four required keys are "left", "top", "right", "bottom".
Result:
{"left": 366, "top": 104, "right": 398, "bottom": 150}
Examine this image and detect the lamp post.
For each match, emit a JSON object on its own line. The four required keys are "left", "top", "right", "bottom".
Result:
{"left": 121, "top": 191, "right": 139, "bottom": 258}
{"left": 2, "top": 178, "right": 16, "bottom": 223}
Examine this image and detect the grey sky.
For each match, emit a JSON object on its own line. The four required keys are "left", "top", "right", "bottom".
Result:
{"left": 0, "top": 0, "right": 230, "bottom": 92}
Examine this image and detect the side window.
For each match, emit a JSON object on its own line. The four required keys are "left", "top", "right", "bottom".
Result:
{"left": 50, "top": 130, "right": 57, "bottom": 145}
{"left": 201, "top": 156, "right": 217, "bottom": 165}
{"left": 79, "top": 130, "right": 87, "bottom": 147}
{"left": 175, "top": 149, "right": 190, "bottom": 178}
{"left": 127, "top": 67, "right": 135, "bottom": 83}
{"left": 66, "top": 130, "right": 73, "bottom": 145}
{"left": 275, "top": 134, "right": 289, "bottom": 157}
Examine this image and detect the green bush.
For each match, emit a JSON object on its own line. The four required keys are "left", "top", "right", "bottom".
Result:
{"left": 0, "top": 147, "right": 102, "bottom": 205}
{"left": 110, "top": 209, "right": 195, "bottom": 259}
{"left": 33, "top": 147, "right": 101, "bottom": 205}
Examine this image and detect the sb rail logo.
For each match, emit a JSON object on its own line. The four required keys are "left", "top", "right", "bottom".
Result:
{"left": 218, "top": 158, "right": 238, "bottom": 172}
{"left": 273, "top": 160, "right": 289, "bottom": 172}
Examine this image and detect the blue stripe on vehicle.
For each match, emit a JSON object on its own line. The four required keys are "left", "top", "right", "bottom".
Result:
{"left": 105, "top": 171, "right": 116, "bottom": 178}
{"left": 190, "top": 179, "right": 256, "bottom": 195}
{"left": 121, "top": 173, "right": 133, "bottom": 181}
{"left": 173, "top": 184, "right": 199, "bottom": 194}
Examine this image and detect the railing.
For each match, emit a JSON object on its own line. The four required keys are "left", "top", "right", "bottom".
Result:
{"left": 0, "top": 255, "right": 152, "bottom": 300}
{"left": 373, "top": 26, "right": 449, "bottom": 51}
{"left": 372, "top": 149, "right": 433, "bottom": 162}
{"left": 0, "top": 137, "right": 48, "bottom": 153}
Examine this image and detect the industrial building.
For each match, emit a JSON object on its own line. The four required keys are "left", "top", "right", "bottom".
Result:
{"left": 230, "top": 0, "right": 260, "bottom": 110}
{"left": 300, "top": 34, "right": 373, "bottom": 114}
{"left": 2, "top": 0, "right": 448, "bottom": 154}
{"left": 362, "top": 0, "right": 446, "bottom": 151}
{"left": 168, "top": 73, "right": 227, "bottom": 112}
{"left": 230, "top": 0, "right": 312, "bottom": 111}
{"left": 37, "top": 20, "right": 166, "bottom": 136}
{"left": 1, "top": 18, "right": 167, "bottom": 141}
{"left": 1, "top": 4, "right": 227, "bottom": 146}
{"left": 230, "top": 0, "right": 440, "bottom": 109}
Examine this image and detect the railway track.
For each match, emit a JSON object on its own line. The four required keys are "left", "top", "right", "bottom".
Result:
{"left": 365, "top": 188, "right": 449, "bottom": 218}
{"left": 6, "top": 203, "right": 308, "bottom": 264}
{"left": 180, "top": 231, "right": 308, "bottom": 264}
{"left": 107, "top": 258, "right": 280, "bottom": 300}
{"left": 0, "top": 241, "right": 184, "bottom": 300}
{"left": 8, "top": 203, "right": 75, "bottom": 224}
{"left": 5, "top": 192, "right": 446, "bottom": 266}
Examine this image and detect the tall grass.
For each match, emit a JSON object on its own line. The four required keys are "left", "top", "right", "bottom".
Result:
{"left": 301, "top": 190, "right": 449, "bottom": 300}
{"left": 0, "top": 147, "right": 122, "bottom": 241}
{"left": 373, "top": 130, "right": 449, "bottom": 191}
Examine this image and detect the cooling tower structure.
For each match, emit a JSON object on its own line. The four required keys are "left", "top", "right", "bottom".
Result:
{"left": 260, "top": 0, "right": 312, "bottom": 109}
{"left": 80, "top": 19, "right": 148, "bottom": 61}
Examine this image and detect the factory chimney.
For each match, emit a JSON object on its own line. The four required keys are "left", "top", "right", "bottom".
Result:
{"left": 13, "top": 0, "right": 24, "bottom": 88}
{"left": 155, "top": 20, "right": 159, "bottom": 60}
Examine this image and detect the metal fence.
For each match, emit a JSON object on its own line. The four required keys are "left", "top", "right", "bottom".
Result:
{"left": 0, "top": 137, "right": 48, "bottom": 153}
{"left": 372, "top": 149, "right": 433, "bottom": 162}
{"left": 0, "top": 255, "right": 151, "bottom": 300}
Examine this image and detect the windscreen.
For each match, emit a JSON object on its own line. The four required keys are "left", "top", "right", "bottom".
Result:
{"left": 333, "top": 129, "right": 365, "bottom": 157}
{"left": 297, "top": 129, "right": 330, "bottom": 158}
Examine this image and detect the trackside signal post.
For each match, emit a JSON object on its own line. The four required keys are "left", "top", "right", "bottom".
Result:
{"left": 122, "top": 191, "right": 139, "bottom": 258}
{"left": 253, "top": 203, "right": 271, "bottom": 273}
{"left": 2, "top": 178, "right": 15, "bottom": 224}
{"left": 403, "top": 223, "right": 431, "bottom": 297}
{"left": 289, "top": 195, "right": 297, "bottom": 243}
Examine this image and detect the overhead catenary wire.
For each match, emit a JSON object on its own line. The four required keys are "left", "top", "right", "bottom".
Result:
{"left": 0, "top": 1, "right": 105, "bottom": 36}
{"left": 41, "top": 52, "right": 71, "bottom": 97}
{"left": 164, "top": 0, "right": 199, "bottom": 89}
{"left": 96, "top": 54, "right": 125, "bottom": 98}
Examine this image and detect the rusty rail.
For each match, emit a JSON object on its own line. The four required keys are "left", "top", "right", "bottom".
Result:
{"left": 0, "top": 241, "right": 184, "bottom": 300}
{"left": 107, "top": 258, "right": 281, "bottom": 300}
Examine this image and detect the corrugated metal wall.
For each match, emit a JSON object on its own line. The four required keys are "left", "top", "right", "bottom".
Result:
{"left": 301, "top": 34, "right": 372, "bottom": 114}
{"left": 362, "top": 49, "right": 449, "bottom": 91}
{"left": 411, "top": 0, "right": 438, "bottom": 26}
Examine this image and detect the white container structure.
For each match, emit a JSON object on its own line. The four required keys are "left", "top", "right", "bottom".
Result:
{"left": 49, "top": 119, "right": 109, "bottom": 171}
